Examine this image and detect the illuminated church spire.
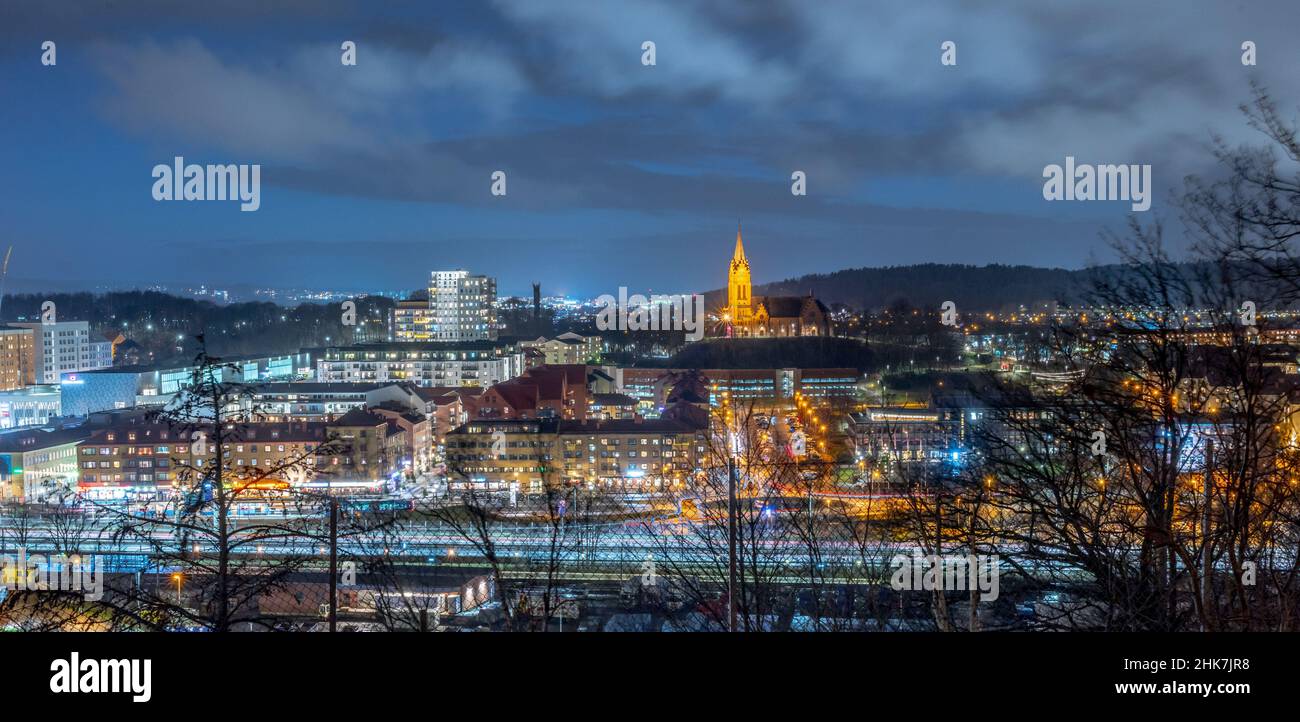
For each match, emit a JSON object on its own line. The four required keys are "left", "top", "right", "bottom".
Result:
{"left": 731, "top": 223, "right": 748, "bottom": 270}
{"left": 727, "top": 222, "right": 752, "bottom": 326}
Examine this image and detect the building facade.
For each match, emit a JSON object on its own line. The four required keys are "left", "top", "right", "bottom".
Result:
{"left": 429, "top": 270, "right": 498, "bottom": 342}
{"left": 0, "top": 428, "right": 84, "bottom": 502}
{"left": 0, "top": 326, "right": 35, "bottom": 391}
{"left": 246, "top": 381, "right": 427, "bottom": 421}
{"left": 518, "top": 333, "right": 602, "bottom": 365}
{"left": 467, "top": 364, "right": 590, "bottom": 421}
{"left": 392, "top": 297, "right": 434, "bottom": 342}
{"left": 0, "top": 384, "right": 62, "bottom": 429}
{"left": 618, "top": 367, "right": 861, "bottom": 409}
{"left": 315, "top": 342, "right": 522, "bottom": 388}
{"left": 369, "top": 405, "right": 434, "bottom": 478}
{"left": 444, "top": 405, "right": 709, "bottom": 492}
{"left": 318, "top": 408, "right": 409, "bottom": 487}
{"left": 14, "top": 321, "right": 112, "bottom": 383}
{"left": 76, "top": 421, "right": 332, "bottom": 501}
{"left": 848, "top": 407, "right": 960, "bottom": 473}
{"left": 60, "top": 351, "right": 314, "bottom": 417}
{"left": 77, "top": 414, "right": 421, "bottom": 498}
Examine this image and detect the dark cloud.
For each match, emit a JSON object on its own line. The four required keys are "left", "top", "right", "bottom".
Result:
{"left": 5, "top": 0, "right": 1300, "bottom": 294}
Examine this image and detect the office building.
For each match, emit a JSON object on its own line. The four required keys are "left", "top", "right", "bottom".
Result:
{"left": 0, "top": 427, "right": 85, "bottom": 502}
{"left": 59, "top": 350, "right": 314, "bottom": 417}
{"left": 14, "top": 321, "right": 112, "bottom": 383}
{"left": 0, "top": 384, "right": 62, "bottom": 429}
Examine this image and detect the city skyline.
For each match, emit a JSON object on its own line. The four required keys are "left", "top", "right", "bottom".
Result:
{"left": 5, "top": 1, "right": 1298, "bottom": 297}
{"left": 8, "top": 4, "right": 1300, "bottom": 686}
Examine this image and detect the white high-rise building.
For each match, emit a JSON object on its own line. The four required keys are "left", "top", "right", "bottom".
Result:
{"left": 14, "top": 321, "right": 113, "bottom": 383}
{"left": 428, "top": 270, "right": 497, "bottom": 342}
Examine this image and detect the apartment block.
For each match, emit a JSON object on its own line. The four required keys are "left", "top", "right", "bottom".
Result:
{"left": 429, "top": 270, "right": 497, "bottom": 342}
{"left": 315, "top": 342, "right": 522, "bottom": 388}
{"left": 444, "top": 403, "right": 709, "bottom": 492}
{"left": 0, "top": 326, "right": 35, "bottom": 391}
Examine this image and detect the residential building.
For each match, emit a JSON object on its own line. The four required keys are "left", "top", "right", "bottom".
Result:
{"left": 519, "top": 332, "right": 602, "bottom": 365}
{"left": 429, "top": 270, "right": 497, "bottom": 342}
{"left": 467, "top": 364, "right": 590, "bottom": 420}
{"left": 370, "top": 404, "right": 434, "bottom": 477}
{"left": 76, "top": 420, "right": 328, "bottom": 501}
{"left": 318, "top": 408, "right": 408, "bottom": 487}
{"left": 590, "top": 393, "right": 639, "bottom": 420}
{"left": 392, "top": 297, "right": 433, "bottom": 342}
{"left": 444, "top": 403, "right": 709, "bottom": 492}
{"left": 406, "top": 385, "right": 470, "bottom": 443}
{"left": 0, "top": 326, "right": 35, "bottom": 391}
{"left": 314, "top": 341, "right": 522, "bottom": 388}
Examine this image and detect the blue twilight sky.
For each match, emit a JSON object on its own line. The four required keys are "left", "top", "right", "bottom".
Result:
{"left": 1, "top": 0, "right": 1298, "bottom": 298}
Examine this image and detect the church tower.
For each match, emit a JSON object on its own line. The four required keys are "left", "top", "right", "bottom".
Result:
{"left": 727, "top": 224, "right": 752, "bottom": 326}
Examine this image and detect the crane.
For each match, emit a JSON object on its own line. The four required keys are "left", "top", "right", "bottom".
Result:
{"left": 0, "top": 245, "right": 11, "bottom": 319}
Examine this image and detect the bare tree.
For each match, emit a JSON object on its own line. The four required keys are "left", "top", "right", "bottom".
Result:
{"left": 33, "top": 339, "right": 352, "bottom": 631}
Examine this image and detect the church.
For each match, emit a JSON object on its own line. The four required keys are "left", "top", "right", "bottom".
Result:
{"left": 723, "top": 227, "right": 833, "bottom": 338}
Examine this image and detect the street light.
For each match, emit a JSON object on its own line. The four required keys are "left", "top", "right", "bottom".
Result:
{"left": 171, "top": 573, "right": 183, "bottom": 606}
{"left": 727, "top": 422, "right": 739, "bottom": 633}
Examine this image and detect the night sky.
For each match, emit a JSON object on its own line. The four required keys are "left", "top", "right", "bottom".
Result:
{"left": 2, "top": 1, "right": 1297, "bottom": 297}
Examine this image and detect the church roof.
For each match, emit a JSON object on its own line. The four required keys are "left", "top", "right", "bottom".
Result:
{"left": 756, "top": 295, "right": 812, "bottom": 318}
{"left": 751, "top": 294, "right": 831, "bottom": 319}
